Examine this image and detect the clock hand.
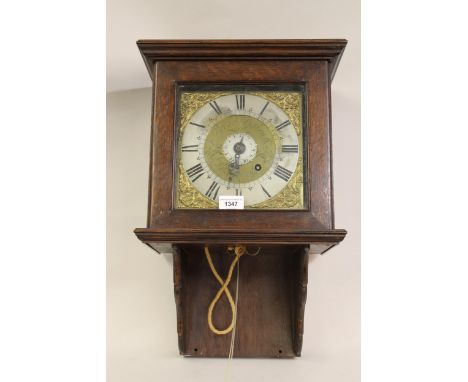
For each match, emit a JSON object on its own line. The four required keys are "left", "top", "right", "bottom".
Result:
{"left": 229, "top": 136, "right": 246, "bottom": 176}
{"left": 228, "top": 154, "right": 240, "bottom": 176}
{"left": 234, "top": 138, "right": 246, "bottom": 155}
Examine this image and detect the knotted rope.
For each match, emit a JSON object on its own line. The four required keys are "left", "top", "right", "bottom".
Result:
{"left": 204, "top": 245, "right": 247, "bottom": 335}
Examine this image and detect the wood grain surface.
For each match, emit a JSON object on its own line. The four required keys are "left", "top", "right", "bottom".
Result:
{"left": 175, "top": 244, "right": 309, "bottom": 358}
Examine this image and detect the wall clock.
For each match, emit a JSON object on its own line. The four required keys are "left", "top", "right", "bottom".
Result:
{"left": 134, "top": 40, "right": 348, "bottom": 358}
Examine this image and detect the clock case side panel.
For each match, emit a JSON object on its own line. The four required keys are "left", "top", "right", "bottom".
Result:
{"left": 145, "top": 60, "right": 335, "bottom": 234}
{"left": 308, "top": 60, "right": 334, "bottom": 229}
{"left": 145, "top": 62, "right": 178, "bottom": 226}
{"left": 146, "top": 63, "right": 158, "bottom": 227}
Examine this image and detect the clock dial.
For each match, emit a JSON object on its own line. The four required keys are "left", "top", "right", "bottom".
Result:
{"left": 177, "top": 91, "right": 304, "bottom": 209}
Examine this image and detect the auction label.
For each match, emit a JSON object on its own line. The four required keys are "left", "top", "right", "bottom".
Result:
{"left": 218, "top": 195, "right": 244, "bottom": 210}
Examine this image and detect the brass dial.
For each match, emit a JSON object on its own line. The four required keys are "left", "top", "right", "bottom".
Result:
{"left": 176, "top": 91, "right": 304, "bottom": 209}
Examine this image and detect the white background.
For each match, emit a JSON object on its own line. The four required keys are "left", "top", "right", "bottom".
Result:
{"left": 1, "top": 0, "right": 468, "bottom": 381}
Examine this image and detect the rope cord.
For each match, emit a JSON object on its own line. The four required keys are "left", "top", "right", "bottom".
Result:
{"left": 228, "top": 252, "right": 240, "bottom": 360}
{"left": 204, "top": 245, "right": 246, "bottom": 335}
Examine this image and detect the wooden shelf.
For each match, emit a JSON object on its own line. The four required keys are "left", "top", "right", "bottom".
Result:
{"left": 134, "top": 228, "right": 347, "bottom": 254}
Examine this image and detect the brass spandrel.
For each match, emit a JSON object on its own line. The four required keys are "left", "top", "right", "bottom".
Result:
{"left": 176, "top": 164, "right": 217, "bottom": 209}
{"left": 250, "top": 162, "right": 304, "bottom": 209}
{"left": 251, "top": 92, "right": 302, "bottom": 136}
{"left": 179, "top": 92, "right": 230, "bottom": 135}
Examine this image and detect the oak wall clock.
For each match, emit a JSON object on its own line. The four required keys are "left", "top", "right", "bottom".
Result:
{"left": 134, "top": 40, "right": 348, "bottom": 358}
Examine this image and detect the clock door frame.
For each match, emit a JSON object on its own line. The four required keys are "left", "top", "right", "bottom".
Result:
{"left": 145, "top": 60, "right": 334, "bottom": 232}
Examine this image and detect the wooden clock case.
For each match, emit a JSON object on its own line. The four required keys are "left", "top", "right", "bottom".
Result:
{"left": 134, "top": 40, "right": 347, "bottom": 358}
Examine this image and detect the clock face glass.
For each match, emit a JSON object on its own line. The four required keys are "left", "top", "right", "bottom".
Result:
{"left": 175, "top": 85, "right": 306, "bottom": 209}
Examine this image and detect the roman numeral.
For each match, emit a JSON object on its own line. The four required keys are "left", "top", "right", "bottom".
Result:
{"left": 235, "top": 94, "right": 245, "bottom": 110}
{"left": 235, "top": 188, "right": 242, "bottom": 196}
{"left": 273, "top": 165, "right": 293, "bottom": 182}
{"left": 186, "top": 163, "right": 204, "bottom": 182}
{"left": 182, "top": 145, "right": 198, "bottom": 152}
{"left": 281, "top": 145, "right": 298, "bottom": 153}
{"left": 189, "top": 122, "right": 205, "bottom": 128}
{"left": 209, "top": 100, "right": 222, "bottom": 115}
{"left": 259, "top": 101, "right": 269, "bottom": 115}
{"left": 261, "top": 185, "right": 271, "bottom": 198}
{"left": 275, "top": 120, "right": 291, "bottom": 131}
{"left": 205, "top": 181, "right": 220, "bottom": 200}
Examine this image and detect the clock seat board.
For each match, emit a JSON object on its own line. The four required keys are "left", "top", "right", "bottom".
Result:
{"left": 134, "top": 40, "right": 347, "bottom": 358}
